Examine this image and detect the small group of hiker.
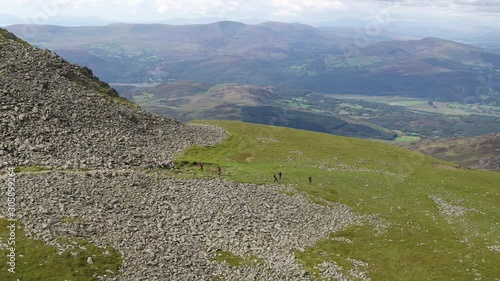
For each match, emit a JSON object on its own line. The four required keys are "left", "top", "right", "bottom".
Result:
{"left": 146, "top": 161, "right": 312, "bottom": 183}
{"left": 199, "top": 162, "right": 222, "bottom": 175}
{"left": 146, "top": 160, "right": 175, "bottom": 170}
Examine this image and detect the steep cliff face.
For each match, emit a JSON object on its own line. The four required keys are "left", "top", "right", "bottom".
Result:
{"left": 0, "top": 28, "right": 226, "bottom": 169}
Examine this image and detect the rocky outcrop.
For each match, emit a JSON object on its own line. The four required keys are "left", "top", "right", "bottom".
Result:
{"left": 0, "top": 29, "right": 226, "bottom": 169}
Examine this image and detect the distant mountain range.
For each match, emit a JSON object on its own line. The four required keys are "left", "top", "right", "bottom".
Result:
{"left": 0, "top": 13, "right": 267, "bottom": 27}
{"left": 6, "top": 21, "right": 500, "bottom": 103}
{"left": 317, "top": 18, "right": 500, "bottom": 51}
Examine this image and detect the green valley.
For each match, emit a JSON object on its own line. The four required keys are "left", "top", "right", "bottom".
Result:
{"left": 120, "top": 82, "right": 500, "bottom": 142}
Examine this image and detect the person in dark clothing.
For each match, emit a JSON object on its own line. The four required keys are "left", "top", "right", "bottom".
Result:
{"left": 308, "top": 175, "right": 312, "bottom": 184}
{"left": 274, "top": 174, "right": 278, "bottom": 182}
{"left": 217, "top": 166, "right": 221, "bottom": 175}
{"left": 200, "top": 162, "right": 204, "bottom": 171}
{"left": 278, "top": 171, "right": 282, "bottom": 181}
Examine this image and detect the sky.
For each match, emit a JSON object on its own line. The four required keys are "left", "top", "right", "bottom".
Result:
{"left": 2, "top": 0, "right": 500, "bottom": 27}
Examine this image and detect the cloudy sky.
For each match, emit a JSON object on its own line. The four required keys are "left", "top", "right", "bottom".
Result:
{"left": 3, "top": 0, "right": 500, "bottom": 27}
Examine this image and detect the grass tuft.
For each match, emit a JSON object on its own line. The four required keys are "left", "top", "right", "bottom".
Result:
{"left": 214, "top": 250, "right": 264, "bottom": 267}
{"left": 0, "top": 219, "right": 123, "bottom": 281}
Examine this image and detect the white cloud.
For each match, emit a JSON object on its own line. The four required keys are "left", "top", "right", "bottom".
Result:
{"left": 155, "top": 0, "right": 242, "bottom": 17}
{"left": 2, "top": 0, "right": 499, "bottom": 26}
{"left": 114, "top": 0, "right": 144, "bottom": 8}
{"left": 361, "top": 0, "right": 500, "bottom": 12}
{"left": 7, "top": 0, "right": 30, "bottom": 3}
{"left": 49, "top": 0, "right": 98, "bottom": 7}
{"left": 153, "top": 0, "right": 348, "bottom": 19}
{"left": 271, "top": 0, "right": 347, "bottom": 18}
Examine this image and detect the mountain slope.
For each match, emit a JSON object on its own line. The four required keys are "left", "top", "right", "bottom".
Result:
{"left": 411, "top": 133, "right": 500, "bottom": 170}
{"left": 6, "top": 22, "right": 500, "bottom": 103}
{"left": 0, "top": 28, "right": 225, "bottom": 169}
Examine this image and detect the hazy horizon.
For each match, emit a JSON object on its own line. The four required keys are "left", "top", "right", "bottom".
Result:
{"left": 2, "top": 0, "right": 500, "bottom": 29}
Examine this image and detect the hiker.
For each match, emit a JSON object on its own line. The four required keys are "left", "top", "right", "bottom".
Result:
{"left": 217, "top": 166, "right": 221, "bottom": 175}
{"left": 170, "top": 161, "right": 175, "bottom": 169}
{"left": 274, "top": 174, "right": 278, "bottom": 182}
{"left": 278, "top": 171, "right": 282, "bottom": 181}
{"left": 200, "top": 162, "right": 204, "bottom": 171}
{"left": 157, "top": 161, "right": 162, "bottom": 169}
{"left": 163, "top": 161, "right": 168, "bottom": 168}
{"left": 308, "top": 175, "right": 312, "bottom": 184}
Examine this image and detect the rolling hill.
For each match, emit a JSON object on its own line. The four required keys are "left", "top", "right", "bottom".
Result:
{"left": 6, "top": 22, "right": 500, "bottom": 104}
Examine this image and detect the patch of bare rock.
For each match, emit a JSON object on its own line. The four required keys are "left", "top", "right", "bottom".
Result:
{"left": 430, "top": 195, "right": 478, "bottom": 223}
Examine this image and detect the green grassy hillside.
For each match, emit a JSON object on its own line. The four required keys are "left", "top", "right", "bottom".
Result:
{"left": 175, "top": 120, "right": 500, "bottom": 280}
